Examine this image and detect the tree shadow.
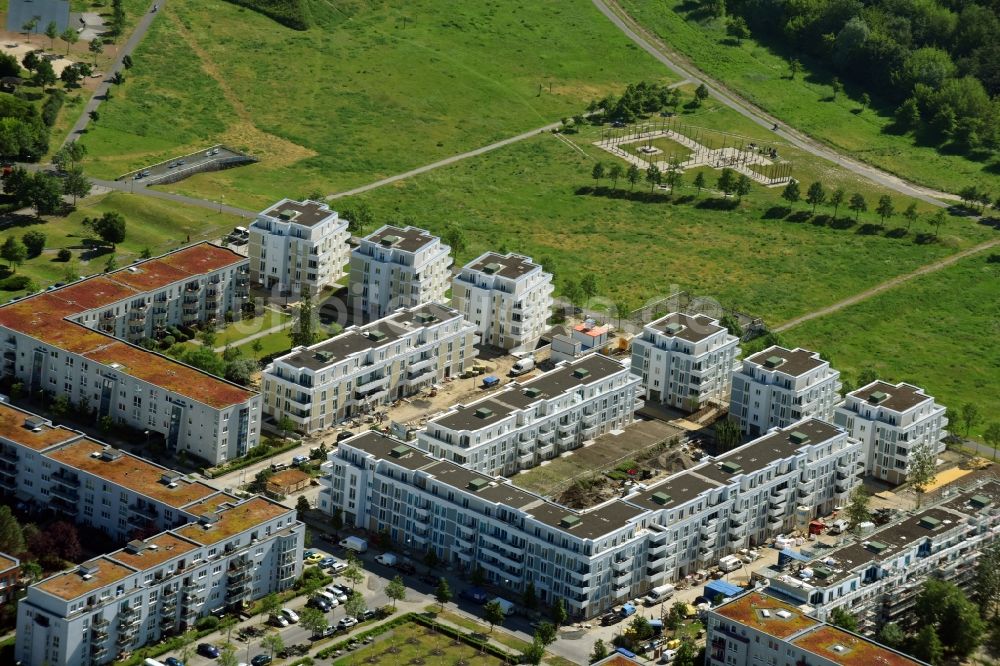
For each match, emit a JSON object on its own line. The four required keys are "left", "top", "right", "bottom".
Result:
{"left": 978, "top": 216, "right": 1000, "bottom": 230}
{"left": 856, "top": 223, "right": 881, "bottom": 235}
{"left": 762, "top": 206, "right": 791, "bottom": 220}
{"left": 885, "top": 227, "right": 908, "bottom": 239}
{"left": 913, "top": 233, "right": 939, "bottom": 245}
{"left": 0, "top": 213, "right": 42, "bottom": 231}
{"left": 787, "top": 211, "right": 812, "bottom": 223}
{"left": 811, "top": 214, "right": 831, "bottom": 227}
{"left": 828, "top": 216, "right": 856, "bottom": 230}
{"left": 673, "top": 194, "right": 696, "bottom": 205}
{"left": 695, "top": 197, "right": 738, "bottom": 211}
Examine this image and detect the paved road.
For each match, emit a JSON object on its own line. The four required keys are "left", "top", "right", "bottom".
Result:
{"left": 91, "top": 176, "right": 257, "bottom": 217}
{"left": 120, "top": 145, "right": 245, "bottom": 184}
{"left": 773, "top": 237, "right": 1000, "bottom": 333}
{"left": 592, "top": 0, "right": 956, "bottom": 206}
{"left": 64, "top": 0, "right": 165, "bottom": 148}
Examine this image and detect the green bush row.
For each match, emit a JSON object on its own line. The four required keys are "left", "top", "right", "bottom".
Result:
{"left": 409, "top": 613, "right": 516, "bottom": 661}
{"left": 315, "top": 612, "right": 411, "bottom": 659}
{"left": 202, "top": 439, "right": 299, "bottom": 477}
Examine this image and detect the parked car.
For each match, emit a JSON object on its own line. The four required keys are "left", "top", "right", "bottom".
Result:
{"left": 303, "top": 552, "right": 323, "bottom": 565}
{"left": 396, "top": 560, "right": 417, "bottom": 575}
{"left": 337, "top": 616, "right": 358, "bottom": 630}
{"left": 280, "top": 608, "right": 300, "bottom": 623}
{"left": 336, "top": 430, "right": 355, "bottom": 442}
{"left": 292, "top": 454, "right": 310, "bottom": 465}
{"left": 312, "top": 625, "right": 337, "bottom": 639}
{"left": 326, "top": 585, "right": 348, "bottom": 603}
{"left": 328, "top": 559, "right": 348, "bottom": 574}
{"left": 360, "top": 608, "right": 378, "bottom": 621}
{"left": 251, "top": 655, "right": 272, "bottom": 666}
{"left": 165, "top": 658, "right": 185, "bottom": 666}
{"left": 460, "top": 587, "right": 488, "bottom": 604}
{"left": 319, "top": 556, "right": 337, "bottom": 569}
{"left": 269, "top": 614, "right": 289, "bottom": 628}
{"left": 307, "top": 596, "right": 331, "bottom": 612}
{"left": 197, "top": 644, "right": 220, "bottom": 658}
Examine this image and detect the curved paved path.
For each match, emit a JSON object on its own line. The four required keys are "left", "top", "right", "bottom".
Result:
{"left": 592, "top": 0, "right": 956, "bottom": 207}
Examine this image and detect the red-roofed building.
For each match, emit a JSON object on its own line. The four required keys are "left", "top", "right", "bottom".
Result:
{"left": 0, "top": 242, "right": 260, "bottom": 464}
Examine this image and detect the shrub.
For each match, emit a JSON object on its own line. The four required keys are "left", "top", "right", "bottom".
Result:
{"left": 195, "top": 615, "right": 219, "bottom": 631}
{"left": 41, "top": 90, "right": 65, "bottom": 127}
{"left": 0, "top": 275, "right": 33, "bottom": 291}
{"left": 56, "top": 248, "right": 71, "bottom": 262}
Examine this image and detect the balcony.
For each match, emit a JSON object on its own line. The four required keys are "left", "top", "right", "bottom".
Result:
{"left": 835, "top": 479, "right": 851, "bottom": 494}
{"left": 48, "top": 495, "right": 76, "bottom": 515}
{"left": 537, "top": 442, "right": 555, "bottom": 458}
{"left": 613, "top": 570, "right": 632, "bottom": 588}
{"left": 405, "top": 366, "right": 433, "bottom": 385}
{"left": 90, "top": 627, "right": 108, "bottom": 642}
{"left": 413, "top": 507, "right": 430, "bottom": 522}
{"left": 582, "top": 412, "right": 598, "bottom": 427}
{"left": 517, "top": 452, "right": 534, "bottom": 467}
{"left": 52, "top": 471, "right": 79, "bottom": 487}
{"left": 557, "top": 424, "right": 575, "bottom": 438}
{"left": 836, "top": 463, "right": 851, "bottom": 479}
{"left": 769, "top": 504, "right": 785, "bottom": 518}
{"left": 700, "top": 523, "right": 717, "bottom": 540}
{"left": 130, "top": 503, "right": 159, "bottom": 519}
{"left": 355, "top": 373, "right": 389, "bottom": 394}
{"left": 729, "top": 509, "right": 747, "bottom": 526}
{"left": 0, "top": 449, "right": 17, "bottom": 464}
{"left": 612, "top": 555, "right": 633, "bottom": 572}
{"left": 768, "top": 516, "right": 784, "bottom": 529}
{"left": 648, "top": 541, "right": 668, "bottom": 557}
{"left": 49, "top": 484, "right": 79, "bottom": 502}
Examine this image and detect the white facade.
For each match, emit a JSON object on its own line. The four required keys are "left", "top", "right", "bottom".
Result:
{"left": 349, "top": 225, "right": 452, "bottom": 320}
{"left": 630, "top": 312, "right": 740, "bottom": 412}
{"left": 729, "top": 346, "right": 842, "bottom": 437}
{"left": 0, "top": 243, "right": 260, "bottom": 464}
{"left": 833, "top": 381, "right": 948, "bottom": 485}
{"left": 451, "top": 252, "right": 553, "bottom": 352}
{"left": 248, "top": 198, "right": 350, "bottom": 295}
{"left": 262, "top": 303, "right": 477, "bottom": 433}
{"left": 319, "top": 419, "right": 860, "bottom": 619}
{"left": 16, "top": 496, "right": 303, "bottom": 666}
{"left": 417, "top": 354, "right": 641, "bottom": 476}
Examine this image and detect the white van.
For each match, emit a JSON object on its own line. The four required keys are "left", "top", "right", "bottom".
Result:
{"left": 719, "top": 555, "right": 742, "bottom": 573}
{"left": 340, "top": 536, "right": 368, "bottom": 553}
{"left": 375, "top": 552, "right": 398, "bottom": 567}
{"left": 492, "top": 597, "right": 517, "bottom": 616}
{"left": 316, "top": 590, "right": 339, "bottom": 607}
{"left": 509, "top": 357, "right": 535, "bottom": 376}
{"left": 644, "top": 584, "right": 676, "bottom": 605}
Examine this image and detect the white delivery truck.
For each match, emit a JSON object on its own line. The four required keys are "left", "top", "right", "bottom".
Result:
{"left": 492, "top": 597, "right": 517, "bottom": 616}
{"left": 644, "top": 584, "right": 676, "bottom": 605}
{"left": 718, "top": 555, "right": 742, "bottom": 573}
{"left": 340, "top": 536, "right": 368, "bottom": 554}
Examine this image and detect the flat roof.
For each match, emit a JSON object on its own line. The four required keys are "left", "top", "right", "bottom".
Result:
{"left": 573, "top": 323, "right": 610, "bottom": 338}
{"left": 746, "top": 346, "right": 826, "bottom": 377}
{"left": 792, "top": 625, "right": 923, "bottom": 666}
{"left": 52, "top": 276, "right": 139, "bottom": 312}
{"left": 430, "top": 399, "right": 514, "bottom": 432}
{"left": 649, "top": 312, "right": 725, "bottom": 343}
{"left": 0, "top": 402, "right": 80, "bottom": 452}
{"left": 347, "top": 431, "right": 438, "bottom": 472}
{"left": 527, "top": 499, "right": 645, "bottom": 541}
{"left": 85, "top": 341, "right": 255, "bottom": 409}
{"left": 424, "top": 461, "right": 539, "bottom": 509}
{"left": 174, "top": 497, "right": 292, "bottom": 546}
{"left": 45, "top": 439, "right": 216, "bottom": 509}
{"left": 465, "top": 252, "right": 539, "bottom": 280}
{"left": 108, "top": 533, "right": 198, "bottom": 572}
{"left": 521, "top": 354, "right": 627, "bottom": 397}
{"left": 0, "top": 552, "right": 18, "bottom": 572}
{"left": 627, "top": 469, "right": 722, "bottom": 511}
{"left": 107, "top": 242, "right": 245, "bottom": 293}
{"left": 260, "top": 199, "right": 338, "bottom": 228}
{"left": 36, "top": 556, "right": 135, "bottom": 601}
{"left": 713, "top": 591, "right": 820, "bottom": 639}
{"left": 365, "top": 225, "right": 439, "bottom": 253}
{"left": 699, "top": 420, "right": 842, "bottom": 482}
{"left": 849, "top": 381, "right": 932, "bottom": 413}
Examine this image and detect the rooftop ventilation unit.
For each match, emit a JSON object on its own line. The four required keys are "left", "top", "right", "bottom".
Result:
{"left": 100, "top": 448, "right": 124, "bottom": 462}
{"left": 559, "top": 515, "right": 582, "bottom": 529}
{"left": 789, "top": 431, "right": 811, "bottom": 445}
{"left": 380, "top": 235, "right": 401, "bottom": 247}
{"left": 866, "top": 541, "right": 888, "bottom": 554}
{"left": 474, "top": 408, "right": 494, "bottom": 419}
{"left": 651, "top": 492, "right": 672, "bottom": 506}
{"left": 572, "top": 368, "right": 591, "bottom": 380}
{"left": 125, "top": 540, "right": 147, "bottom": 554}
{"left": 367, "top": 330, "right": 387, "bottom": 342}
{"left": 763, "top": 355, "right": 786, "bottom": 369}
{"left": 78, "top": 562, "right": 100, "bottom": 576}
{"left": 720, "top": 461, "right": 743, "bottom": 475}
{"left": 160, "top": 471, "right": 182, "bottom": 485}
{"left": 467, "top": 477, "right": 489, "bottom": 492}
{"left": 415, "top": 312, "right": 437, "bottom": 324}
{"left": 23, "top": 417, "right": 47, "bottom": 431}
{"left": 774, "top": 610, "right": 792, "bottom": 619}
{"left": 970, "top": 494, "right": 992, "bottom": 509}
{"left": 390, "top": 445, "right": 410, "bottom": 459}
{"left": 664, "top": 323, "right": 684, "bottom": 335}
{"left": 277, "top": 209, "right": 299, "bottom": 221}
{"left": 868, "top": 391, "right": 889, "bottom": 404}
{"left": 199, "top": 511, "right": 220, "bottom": 525}
{"left": 919, "top": 516, "right": 942, "bottom": 530}
{"left": 524, "top": 388, "right": 542, "bottom": 399}
{"left": 315, "top": 350, "right": 334, "bottom": 363}
{"left": 483, "top": 262, "right": 502, "bottom": 275}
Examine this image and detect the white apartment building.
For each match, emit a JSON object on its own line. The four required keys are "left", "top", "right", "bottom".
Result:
{"left": 833, "top": 381, "right": 948, "bottom": 485}
{"left": 757, "top": 479, "right": 1000, "bottom": 635}
{"left": 451, "top": 252, "right": 553, "bottom": 352}
{"left": 319, "top": 419, "right": 860, "bottom": 619}
{"left": 630, "top": 312, "right": 740, "bottom": 412}
{"left": 16, "top": 495, "right": 303, "bottom": 666}
{"left": 705, "top": 590, "right": 925, "bottom": 666}
{"left": 417, "top": 354, "right": 642, "bottom": 476}
{"left": 248, "top": 198, "right": 350, "bottom": 295}
{"left": 262, "top": 303, "right": 476, "bottom": 433}
{"left": 0, "top": 243, "right": 260, "bottom": 465}
{"left": 349, "top": 225, "right": 452, "bottom": 320}
{"left": 729, "top": 346, "right": 842, "bottom": 437}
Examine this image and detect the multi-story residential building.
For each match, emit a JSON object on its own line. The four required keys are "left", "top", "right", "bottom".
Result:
{"left": 451, "top": 252, "right": 553, "bottom": 352}
{"left": 0, "top": 552, "right": 19, "bottom": 604}
{"left": 417, "top": 354, "right": 642, "bottom": 476}
{"left": 833, "top": 381, "right": 948, "bottom": 485}
{"left": 757, "top": 479, "right": 1000, "bottom": 634}
{"left": 705, "top": 590, "right": 924, "bottom": 666}
{"left": 0, "top": 243, "right": 260, "bottom": 464}
{"left": 729, "top": 346, "right": 842, "bottom": 437}
{"left": 248, "top": 198, "right": 350, "bottom": 295}
{"left": 262, "top": 303, "right": 476, "bottom": 433}
{"left": 16, "top": 495, "right": 303, "bottom": 666}
{"left": 319, "top": 418, "right": 860, "bottom": 619}
{"left": 349, "top": 225, "right": 452, "bottom": 320}
{"left": 630, "top": 312, "right": 740, "bottom": 412}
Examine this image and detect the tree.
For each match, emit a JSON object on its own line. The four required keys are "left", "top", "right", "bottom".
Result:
{"left": 342, "top": 554, "right": 365, "bottom": 590}
{"left": 788, "top": 58, "right": 801, "bottom": 79}
{"left": 673, "top": 638, "right": 698, "bottom": 666}
{"left": 57, "top": 248, "right": 71, "bottom": 262}
{"left": 483, "top": 599, "right": 506, "bottom": 633}
{"left": 727, "top": 16, "right": 750, "bottom": 44}
{"left": 579, "top": 274, "right": 598, "bottom": 305}
{"left": 694, "top": 83, "right": 709, "bottom": 105}
{"left": 734, "top": 174, "right": 752, "bottom": 202}
{"left": 259, "top": 592, "right": 281, "bottom": 622}
{"left": 32, "top": 58, "right": 56, "bottom": 87}
{"left": 591, "top": 161, "right": 605, "bottom": 189}
{"left": 693, "top": 171, "right": 706, "bottom": 195}
{"left": 261, "top": 631, "right": 284, "bottom": 659}
{"left": 443, "top": 225, "right": 466, "bottom": 258}
{"left": 876, "top": 195, "right": 895, "bottom": 226}
{"left": 29, "top": 521, "right": 82, "bottom": 565}
{"left": 645, "top": 164, "right": 661, "bottom": 192}
{"left": 62, "top": 165, "right": 91, "bottom": 205}
{"left": 829, "top": 607, "right": 858, "bottom": 632}
{"left": 435, "top": 577, "right": 452, "bottom": 610}
{"left": 345, "top": 590, "right": 366, "bottom": 619}
{"left": 89, "top": 39, "right": 103, "bottom": 65}
{"left": 830, "top": 187, "right": 846, "bottom": 218}
{"left": 295, "top": 496, "right": 311, "bottom": 515}
{"left": 974, "top": 542, "right": 1000, "bottom": 618}
{"left": 908, "top": 444, "right": 937, "bottom": 508}
{"left": 844, "top": 486, "right": 871, "bottom": 534}
{"left": 590, "top": 639, "right": 609, "bottom": 663}
{"left": 22, "top": 230, "right": 45, "bottom": 258}
{"left": 290, "top": 285, "right": 316, "bottom": 347}
{"left": 959, "top": 401, "right": 980, "bottom": 436}
{"left": 903, "top": 202, "right": 919, "bottom": 231}
{"left": 0, "top": 506, "right": 24, "bottom": 554}
{"left": 88, "top": 110, "right": 99, "bottom": 123}
{"left": 831, "top": 77, "right": 843, "bottom": 100}
{"left": 300, "top": 606, "right": 328, "bottom": 637}
{"left": 716, "top": 419, "right": 741, "bottom": 451}
{"left": 911, "top": 625, "right": 943, "bottom": 665}
{"left": 60, "top": 64, "right": 82, "bottom": 87}
{"left": 217, "top": 644, "right": 238, "bottom": 666}
{"left": 22, "top": 17, "right": 39, "bottom": 42}
{"left": 781, "top": 180, "right": 801, "bottom": 206}
{"left": 983, "top": 422, "right": 1000, "bottom": 461}
{"left": 877, "top": 622, "right": 905, "bottom": 650}
{"left": 45, "top": 21, "right": 58, "bottom": 49}
{"left": 717, "top": 168, "right": 736, "bottom": 196}
{"left": 626, "top": 163, "right": 641, "bottom": 191}
{"left": 224, "top": 357, "right": 256, "bottom": 386}
{"left": 915, "top": 578, "right": 984, "bottom": 659}
{"left": 84, "top": 211, "right": 126, "bottom": 247}
{"left": 522, "top": 637, "right": 545, "bottom": 665}
{"left": 385, "top": 575, "right": 406, "bottom": 608}
{"left": 806, "top": 181, "right": 826, "bottom": 213}
{"left": 535, "top": 621, "right": 557, "bottom": 646}
{"left": 665, "top": 166, "right": 683, "bottom": 193}
{"left": 550, "top": 597, "right": 567, "bottom": 627}
{"left": 848, "top": 193, "right": 867, "bottom": 220}
{"left": 614, "top": 297, "right": 633, "bottom": 328}
{"left": 608, "top": 163, "right": 624, "bottom": 189}
{"left": 1, "top": 237, "right": 28, "bottom": 272}
{"left": 60, "top": 28, "right": 79, "bottom": 55}
{"left": 859, "top": 92, "right": 871, "bottom": 111}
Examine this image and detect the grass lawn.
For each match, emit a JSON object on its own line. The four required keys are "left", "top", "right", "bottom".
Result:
{"left": 782, "top": 253, "right": 1000, "bottom": 439}
{"left": 623, "top": 135, "right": 694, "bottom": 162}
{"left": 340, "top": 103, "right": 993, "bottom": 325}
{"left": 212, "top": 308, "right": 292, "bottom": 346}
{"left": 332, "top": 621, "right": 506, "bottom": 666}
{"left": 430, "top": 609, "right": 532, "bottom": 653}
{"left": 0, "top": 191, "right": 242, "bottom": 298}
{"left": 80, "top": 0, "right": 674, "bottom": 209}
{"left": 615, "top": 0, "right": 999, "bottom": 196}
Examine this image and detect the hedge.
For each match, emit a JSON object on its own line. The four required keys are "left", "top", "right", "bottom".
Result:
{"left": 202, "top": 439, "right": 299, "bottom": 478}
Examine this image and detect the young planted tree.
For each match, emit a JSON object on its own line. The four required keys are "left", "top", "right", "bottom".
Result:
{"left": 781, "top": 180, "right": 801, "bottom": 207}
{"left": 344, "top": 590, "right": 367, "bottom": 619}
{"left": 876, "top": 195, "right": 895, "bottom": 227}
{"left": 788, "top": 58, "right": 802, "bottom": 79}
{"left": 806, "top": 181, "right": 826, "bottom": 213}
{"left": 983, "top": 422, "right": 1000, "bottom": 461}
{"left": 844, "top": 485, "right": 872, "bottom": 533}
{"left": 385, "top": 575, "right": 406, "bottom": 608}
{"left": 435, "top": 577, "right": 452, "bottom": 610}
{"left": 960, "top": 402, "right": 980, "bottom": 436}
{"left": 831, "top": 77, "right": 843, "bottom": 100}
{"left": 522, "top": 638, "right": 545, "bottom": 665}
{"left": 717, "top": 168, "right": 736, "bottom": 196}
{"left": 694, "top": 83, "right": 709, "bottom": 105}
{"left": 63, "top": 165, "right": 91, "bottom": 205}
{"left": 903, "top": 201, "right": 919, "bottom": 231}
{"left": 907, "top": 444, "right": 937, "bottom": 508}
{"left": 848, "top": 193, "right": 868, "bottom": 220}
{"left": 860, "top": 92, "right": 871, "bottom": 110}
{"left": 830, "top": 607, "right": 858, "bottom": 632}
{"left": 342, "top": 554, "right": 365, "bottom": 591}
{"left": 45, "top": 21, "right": 58, "bottom": 49}
{"left": 535, "top": 621, "right": 557, "bottom": 646}
{"left": 300, "top": 607, "right": 329, "bottom": 637}
{"left": 89, "top": 39, "right": 103, "bottom": 65}
{"left": 551, "top": 597, "right": 567, "bottom": 627}
{"left": 693, "top": 171, "right": 706, "bottom": 195}
{"left": 626, "top": 163, "right": 641, "bottom": 191}
{"left": 734, "top": 174, "right": 752, "bottom": 202}
{"left": 645, "top": 164, "right": 661, "bottom": 192}
{"left": 608, "top": 163, "right": 624, "bottom": 190}
{"left": 261, "top": 631, "right": 284, "bottom": 659}
{"left": 483, "top": 599, "right": 506, "bottom": 633}
{"left": 715, "top": 419, "right": 742, "bottom": 452}
{"left": 1, "top": 237, "right": 28, "bottom": 272}
{"left": 590, "top": 639, "right": 609, "bottom": 663}
{"left": 443, "top": 225, "right": 466, "bottom": 257}
{"left": 726, "top": 16, "right": 750, "bottom": 44}
{"left": 290, "top": 285, "right": 316, "bottom": 347}
{"left": 21, "top": 230, "right": 46, "bottom": 258}
{"left": 60, "top": 28, "right": 79, "bottom": 55}
{"left": 591, "top": 161, "right": 605, "bottom": 189}
{"left": 829, "top": 187, "right": 846, "bottom": 218}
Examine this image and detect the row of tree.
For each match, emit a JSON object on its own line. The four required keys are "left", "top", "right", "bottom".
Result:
{"left": 584, "top": 81, "right": 711, "bottom": 124}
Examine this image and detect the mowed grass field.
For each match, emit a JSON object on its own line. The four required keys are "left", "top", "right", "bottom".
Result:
{"left": 616, "top": 0, "right": 1000, "bottom": 196}
{"left": 81, "top": 0, "right": 673, "bottom": 209}
{"left": 785, "top": 254, "right": 1000, "bottom": 438}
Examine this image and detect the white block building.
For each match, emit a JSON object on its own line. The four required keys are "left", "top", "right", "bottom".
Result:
{"left": 262, "top": 303, "right": 477, "bottom": 433}
{"left": 834, "top": 381, "right": 948, "bottom": 485}
{"left": 16, "top": 496, "right": 303, "bottom": 666}
{"left": 729, "top": 346, "right": 842, "bottom": 437}
{"left": 417, "top": 354, "right": 642, "bottom": 476}
{"left": 248, "top": 198, "right": 350, "bottom": 295}
{"left": 451, "top": 252, "right": 553, "bottom": 352}
{"left": 349, "top": 225, "right": 452, "bottom": 320}
{"left": 0, "top": 244, "right": 260, "bottom": 465}
{"left": 630, "top": 312, "right": 740, "bottom": 412}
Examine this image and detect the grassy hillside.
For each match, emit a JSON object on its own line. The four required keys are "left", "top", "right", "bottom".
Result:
{"left": 223, "top": 0, "right": 312, "bottom": 30}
